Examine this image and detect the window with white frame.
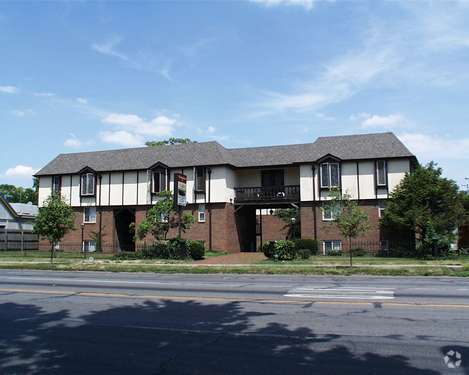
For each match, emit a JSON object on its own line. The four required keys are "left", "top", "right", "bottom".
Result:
{"left": 83, "top": 206, "right": 97, "bottom": 223}
{"left": 376, "top": 160, "right": 387, "bottom": 186}
{"left": 82, "top": 240, "right": 96, "bottom": 252}
{"left": 151, "top": 170, "right": 167, "bottom": 194}
{"left": 378, "top": 202, "right": 386, "bottom": 218}
{"left": 322, "top": 205, "right": 339, "bottom": 221}
{"left": 323, "top": 240, "right": 342, "bottom": 254}
{"left": 320, "top": 162, "right": 340, "bottom": 188}
{"left": 52, "top": 175, "right": 61, "bottom": 194}
{"left": 80, "top": 173, "right": 95, "bottom": 196}
{"left": 198, "top": 204, "right": 206, "bottom": 223}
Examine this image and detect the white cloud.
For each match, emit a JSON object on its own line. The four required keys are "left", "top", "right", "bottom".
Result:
{"left": 250, "top": 0, "right": 315, "bottom": 10}
{"left": 91, "top": 37, "right": 128, "bottom": 61}
{"left": 359, "top": 114, "right": 408, "bottom": 129}
{"left": 76, "top": 97, "right": 88, "bottom": 104}
{"left": 253, "top": 38, "right": 399, "bottom": 115}
{"left": 398, "top": 133, "right": 469, "bottom": 160}
{"left": 64, "top": 134, "right": 83, "bottom": 148}
{"left": 5, "top": 165, "right": 38, "bottom": 178}
{"left": 99, "top": 130, "right": 144, "bottom": 147}
{"left": 102, "top": 113, "right": 177, "bottom": 136}
{"left": 207, "top": 126, "right": 216, "bottom": 134}
{"left": 0, "top": 85, "right": 18, "bottom": 94}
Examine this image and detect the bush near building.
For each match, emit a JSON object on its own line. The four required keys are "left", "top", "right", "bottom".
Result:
{"left": 113, "top": 239, "right": 205, "bottom": 261}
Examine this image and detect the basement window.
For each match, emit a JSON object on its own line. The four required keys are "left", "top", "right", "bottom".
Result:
{"left": 323, "top": 240, "right": 342, "bottom": 254}
{"left": 82, "top": 240, "right": 96, "bottom": 252}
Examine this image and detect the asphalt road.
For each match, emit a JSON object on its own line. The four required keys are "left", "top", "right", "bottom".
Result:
{"left": 0, "top": 270, "right": 468, "bottom": 374}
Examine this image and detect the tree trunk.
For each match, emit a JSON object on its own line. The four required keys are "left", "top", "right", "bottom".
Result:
{"left": 50, "top": 242, "right": 54, "bottom": 264}
{"left": 349, "top": 237, "right": 353, "bottom": 268}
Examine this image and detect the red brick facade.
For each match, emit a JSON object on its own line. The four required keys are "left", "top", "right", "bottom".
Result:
{"left": 40, "top": 200, "right": 387, "bottom": 254}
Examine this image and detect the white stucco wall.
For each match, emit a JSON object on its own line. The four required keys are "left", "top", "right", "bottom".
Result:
{"left": 388, "top": 159, "right": 410, "bottom": 193}
{"left": 38, "top": 176, "right": 52, "bottom": 207}
{"left": 300, "top": 164, "right": 314, "bottom": 201}
{"left": 358, "top": 161, "right": 375, "bottom": 199}
{"left": 341, "top": 161, "right": 359, "bottom": 199}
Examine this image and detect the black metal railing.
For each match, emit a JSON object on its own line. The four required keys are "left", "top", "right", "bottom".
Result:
{"left": 234, "top": 185, "right": 300, "bottom": 203}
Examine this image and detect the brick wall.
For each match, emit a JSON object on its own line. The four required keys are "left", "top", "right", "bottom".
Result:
{"left": 258, "top": 214, "right": 290, "bottom": 241}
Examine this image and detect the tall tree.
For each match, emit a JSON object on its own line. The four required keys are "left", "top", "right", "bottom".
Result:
{"left": 382, "top": 162, "right": 465, "bottom": 257}
{"left": 325, "top": 190, "right": 370, "bottom": 267}
{"left": 34, "top": 193, "right": 75, "bottom": 263}
{"left": 145, "top": 138, "right": 196, "bottom": 147}
{"left": 0, "top": 181, "right": 38, "bottom": 205}
{"left": 136, "top": 190, "right": 194, "bottom": 241}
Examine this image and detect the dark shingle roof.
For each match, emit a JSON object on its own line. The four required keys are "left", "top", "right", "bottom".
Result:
{"left": 35, "top": 132, "right": 414, "bottom": 176}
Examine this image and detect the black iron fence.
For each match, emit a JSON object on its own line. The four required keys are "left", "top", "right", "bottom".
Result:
{"left": 234, "top": 185, "right": 300, "bottom": 203}
{"left": 320, "top": 239, "right": 416, "bottom": 257}
{"left": 0, "top": 230, "right": 38, "bottom": 251}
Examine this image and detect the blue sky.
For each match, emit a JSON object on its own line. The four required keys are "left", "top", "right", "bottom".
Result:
{"left": 1, "top": 0, "right": 468, "bottom": 188}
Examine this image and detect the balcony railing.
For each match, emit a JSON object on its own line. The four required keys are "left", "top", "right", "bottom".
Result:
{"left": 234, "top": 185, "right": 300, "bottom": 203}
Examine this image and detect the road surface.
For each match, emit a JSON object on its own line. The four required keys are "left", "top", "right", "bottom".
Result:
{"left": 0, "top": 269, "right": 468, "bottom": 374}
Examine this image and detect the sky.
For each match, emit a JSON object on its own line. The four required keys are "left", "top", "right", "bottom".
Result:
{"left": 0, "top": 0, "right": 468, "bottom": 189}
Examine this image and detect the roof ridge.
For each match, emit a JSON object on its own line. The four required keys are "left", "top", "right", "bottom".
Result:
{"left": 316, "top": 131, "right": 394, "bottom": 140}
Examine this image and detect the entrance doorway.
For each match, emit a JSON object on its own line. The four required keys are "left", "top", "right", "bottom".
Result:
{"left": 114, "top": 208, "right": 135, "bottom": 252}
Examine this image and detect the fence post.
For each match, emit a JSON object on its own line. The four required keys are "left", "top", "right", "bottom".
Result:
{"left": 21, "top": 229, "right": 24, "bottom": 255}
{"left": 4, "top": 221, "right": 8, "bottom": 250}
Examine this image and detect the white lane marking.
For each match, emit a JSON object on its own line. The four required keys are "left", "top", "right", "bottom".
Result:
{"left": 284, "top": 286, "right": 395, "bottom": 300}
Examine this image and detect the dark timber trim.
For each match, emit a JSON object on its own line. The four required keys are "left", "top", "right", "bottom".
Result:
{"left": 121, "top": 172, "right": 125, "bottom": 206}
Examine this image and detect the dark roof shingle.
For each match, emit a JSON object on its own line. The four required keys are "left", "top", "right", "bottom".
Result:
{"left": 35, "top": 132, "right": 414, "bottom": 176}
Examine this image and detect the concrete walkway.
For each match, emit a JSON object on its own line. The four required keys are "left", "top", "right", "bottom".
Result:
{"left": 197, "top": 252, "right": 266, "bottom": 264}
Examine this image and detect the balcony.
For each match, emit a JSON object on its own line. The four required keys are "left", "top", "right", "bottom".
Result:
{"left": 234, "top": 185, "right": 300, "bottom": 204}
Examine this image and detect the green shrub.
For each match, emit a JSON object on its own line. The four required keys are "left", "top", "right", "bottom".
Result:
{"left": 294, "top": 239, "right": 319, "bottom": 255}
{"left": 263, "top": 240, "right": 296, "bottom": 261}
{"left": 262, "top": 241, "right": 276, "bottom": 258}
{"left": 296, "top": 248, "right": 312, "bottom": 260}
{"left": 167, "top": 238, "right": 190, "bottom": 259}
{"left": 327, "top": 250, "right": 342, "bottom": 256}
{"left": 351, "top": 248, "right": 367, "bottom": 257}
{"left": 139, "top": 242, "right": 168, "bottom": 259}
{"left": 188, "top": 240, "right": 205, "bottom": 260}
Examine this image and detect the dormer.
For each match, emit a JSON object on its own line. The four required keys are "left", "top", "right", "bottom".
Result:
{"left": 317, "top": 154, "right": 341, "bottom": 190}
{"left": 149, "top": 162, "right": 169, "bottom": 194}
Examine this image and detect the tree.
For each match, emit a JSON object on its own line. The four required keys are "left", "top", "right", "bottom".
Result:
{"left": 0, "top": 181, "right": 38, "bottom": 204}
{"left": 145, "top": 137, "right": 196, "bottom": 147}
{"left": 136, "top": 190, "right": 194, "bottom": 241}
{"left": 34, "top": 193, "right": 75, "bottom": 263}
{"left": 273, "top": 208, "right": 300, "bottom": 239}
{"left": 325, "top": 190, "right": 370, "bottom": 267}
{"left": 382, "top": 162, "right": 465, "bottom": 257}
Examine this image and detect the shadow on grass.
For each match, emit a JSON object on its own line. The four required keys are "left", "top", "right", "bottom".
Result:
{"left": 0, "top": 300, "right": 453, "bottom": 374}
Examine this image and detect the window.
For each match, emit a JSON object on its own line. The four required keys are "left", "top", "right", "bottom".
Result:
{"left": 198, "top": 204, "right": 206, "bottom": 223}
{"left": 320, "top": 163, "right": 340, "bottom": 188}
{"left": 52, "top": 176, "right": 61, "bottom": 194}
{"left": 376, "top": 160, "right": 387, "bottom": 186}
{"left": 152, "top": 170, "right": 167, "bottom": 194}
{"left": 378, "top": 202, "right": 386, "bottom": 218}
{"left": 261, "top": 169, "right": 284, "bottom": 187}
{"left": 80, "top": 173, "right": 95, "bottom": 196}
{"left": 322, "top": 205, "right": 338, "bottom": 221}
{"left": 82, "top": 240, "right": 96, "bottom": 252}
{"left": 83, "top": 206, "right": 97, "bottom": 223}
{"left": 323, "top": 240, "right": 342, "bottom": 254}
{"left": 195, "top": 167, "right": 206, "bottom": 192}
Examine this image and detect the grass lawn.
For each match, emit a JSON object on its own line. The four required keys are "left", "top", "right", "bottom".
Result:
{"left": 0, "top": 250, "right": 468, "bottom": 276}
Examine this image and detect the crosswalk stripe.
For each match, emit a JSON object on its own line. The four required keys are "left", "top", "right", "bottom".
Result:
{"left": 284, "top": 286, "right": 395, "bottom": 300}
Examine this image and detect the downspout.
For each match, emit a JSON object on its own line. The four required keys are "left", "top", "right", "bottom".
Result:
{"left": 312, "top": 165, "right": 318, "bottom": 240}
{"left": 208, "top": 168, "right": 212, "bottom": 252}
{"left": 98, "top": 174, "right": 103, "bottom": 252}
